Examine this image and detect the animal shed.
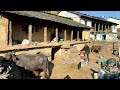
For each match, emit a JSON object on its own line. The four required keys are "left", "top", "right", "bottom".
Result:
{"left": 0, "top": 11, "right": 91, "bottom": 79}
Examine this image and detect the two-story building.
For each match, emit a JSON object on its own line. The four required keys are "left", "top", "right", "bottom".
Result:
{"left": 58, "top": 11, "right": 118, "bottom": 41}
{"left": 0, "top": 11, "right": 91, "bottom": 61}
{"left": 107, "top": 17, "right": 120, "bottom": 29}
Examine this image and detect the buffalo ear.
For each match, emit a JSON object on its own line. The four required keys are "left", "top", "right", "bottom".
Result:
{"left": 11, "top": 51, "right": 15, "bottom": 55}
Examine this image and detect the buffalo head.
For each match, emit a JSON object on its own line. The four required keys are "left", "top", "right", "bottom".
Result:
{"left": 4, "top": 52, "right": 16, "bottom": 61}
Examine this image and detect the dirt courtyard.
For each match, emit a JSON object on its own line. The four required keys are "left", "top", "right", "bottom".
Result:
{"left": 49, "top": 41, "right": 119, "bottom": 79}
{"left": 0, "top": 41, "right": 119, "bottom": 79}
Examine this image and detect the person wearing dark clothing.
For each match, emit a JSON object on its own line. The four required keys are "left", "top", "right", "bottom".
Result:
{"left": 81, "top": 43, "right": 90, "bottom": 62}
{"left": 51, "top": 33, "right": 55, "bottom": 41}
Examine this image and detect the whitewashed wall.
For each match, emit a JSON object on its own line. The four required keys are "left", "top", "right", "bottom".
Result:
{"left": 111, "top": 25, "right": 117, "bottom": 33}
{"left": 87, "top": 20, "right": 92, "bottom": 27}
{"left": 80, "top": 19, "right": 92, "bottom": 27}
{"left": 107, "top": 18, "right": 120, "bottom": 28}
{"left": 96, "top": 34, "right": 102, "bottom": 41}
{"left": 80, "top": 19, "right": 85, "bottom": 24}
{"left": 58, "top": 11, "right": 80, "bottom": 23}
{"left": 90, "top": 33, "right": 95, "bottom": 40}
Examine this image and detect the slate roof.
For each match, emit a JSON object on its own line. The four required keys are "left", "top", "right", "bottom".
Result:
{"left": 68, "top": 11, "right": 118, "bottom": 25}
{"left": 3, "top": 11, "right": 91, "bottom": 29}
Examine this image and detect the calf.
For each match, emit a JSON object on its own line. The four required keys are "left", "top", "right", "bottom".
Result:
{"left": 91, "top": 46, "right": 101, "bottom": 53}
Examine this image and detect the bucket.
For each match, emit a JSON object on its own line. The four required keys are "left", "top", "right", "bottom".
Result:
{"left": 94, "top": 73, "right": 98, "bottom": 79}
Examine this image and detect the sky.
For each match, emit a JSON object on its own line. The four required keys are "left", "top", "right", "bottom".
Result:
{"left": 80, "top": 11, "right": 120, "bottom": 19}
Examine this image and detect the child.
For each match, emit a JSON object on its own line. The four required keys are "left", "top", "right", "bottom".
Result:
{"left": 79, "top": 51, "right": 88, "bottom": 62}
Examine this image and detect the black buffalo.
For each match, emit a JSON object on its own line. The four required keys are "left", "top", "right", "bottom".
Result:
{"left": 4, "top": 52, "right": 49, "bottom": 79}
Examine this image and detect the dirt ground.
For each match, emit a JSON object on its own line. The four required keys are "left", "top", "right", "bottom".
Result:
{"left": 49, "top": 41, "right": 119, "bottom": 79}
{"left": 0, "top": 41, "right": 119, "bottom": 79}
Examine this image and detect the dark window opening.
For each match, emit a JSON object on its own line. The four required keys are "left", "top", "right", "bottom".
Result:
{"left": 102, "top": 35, "right": 106, "bottom": 40}
{"left": 85, "top": 20, "right": 87, "bottom": 25}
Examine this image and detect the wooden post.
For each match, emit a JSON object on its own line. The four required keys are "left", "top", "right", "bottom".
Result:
{"left": 105, "top": 24, "right": 106, "bottom": 30}
{"left": 98, "top": 23, "right": 100, "bottom": 31}
{"left": 102, "top": 24, "right": 103, "bottom": 31}
{"left": 44, "top": 27, "right": 47, "bottom": 42}
{"left": 119, "top": 47, "right": 120, "bottom": 57}
{"left": 94, "top": 23, "right": 96, "bottom": 40}
{"left": 94, "top": 23, "right": 96, "bottom": 31}
{"left": 113, "top": 42, "right": 115, "bottom": 54}
{"left": 110, "top": 25, "right": 111, "bottom": 31}
{"left": 55, "top": 28, "right": 58, "bottom": 42}
{"left": 77, "top": 30, "right": 79, "bottom": 41}
{"left": 64, "top": 29, "right": 67, "bottom": 41}
{"left": 8, "top": 20, "right": 12, "bottom": 46}
{"left": 71, "top": 30, "right": 73, "bottom": 41}
{"left": 28, "top": 24, "right": 32, "bottom": 43}
{"left": 108, "top": 25, "right": 110, "bottom": 30}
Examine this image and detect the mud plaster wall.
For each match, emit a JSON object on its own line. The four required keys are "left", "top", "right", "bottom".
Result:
{"left": 47, "top": 26, "right": 55, "bottom": 41}
{"left": 0, "top": 14, "right": 8, "bottom": 49}
{"left": 90, "top": 41, "right": 120, "bottom": 53}
{"left": 12, "top": 21, "right": 44, "bottom": 42}
{"left": 32, "top": 25, "right": 44, "bottom": 42}
{"left": 0, "top": 47, "right": 52, "bottom": 61}
{"left": 59, "top": 29, "right": 64, "bottom": 39}
{"left": 66, "top": 29, "right": 71, "bottom": 41}
{"left": 12, "top": 21, "right": 55, "bottom": 42}
{"left": 82, "top": 30, "right": 90, "bottom": 41}
{"left": 12, "top": 21, "right": 28, "bottom": 42}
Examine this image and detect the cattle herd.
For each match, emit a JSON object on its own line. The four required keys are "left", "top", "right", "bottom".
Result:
{"left": 0, "top": 52, "right": 50, "bottom": 79}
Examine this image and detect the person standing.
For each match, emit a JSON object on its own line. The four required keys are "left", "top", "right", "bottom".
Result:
{"left": 81, "top": 43, "right": 90, "bottom": 62}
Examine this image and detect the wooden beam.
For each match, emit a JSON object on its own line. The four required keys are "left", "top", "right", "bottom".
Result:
{"left": 8, "top": 20, "right": 12, "bottom": 46}
{"left": 44, "top": 27, "right": 47, "bottom": 42}
{"left": 64, "top": 29, "right": 67, "bottom": 41}
{"left": 55, "top": 28, "right": 58, "bottom": 42}
{"left": 71, "top": 30, "right": 73, "bottom": 41}
{"left": 77, "top": 30, "right": 79, "bottom": 41}
{"left": 28, "top": 24, "right": 32, "bottom": 43}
